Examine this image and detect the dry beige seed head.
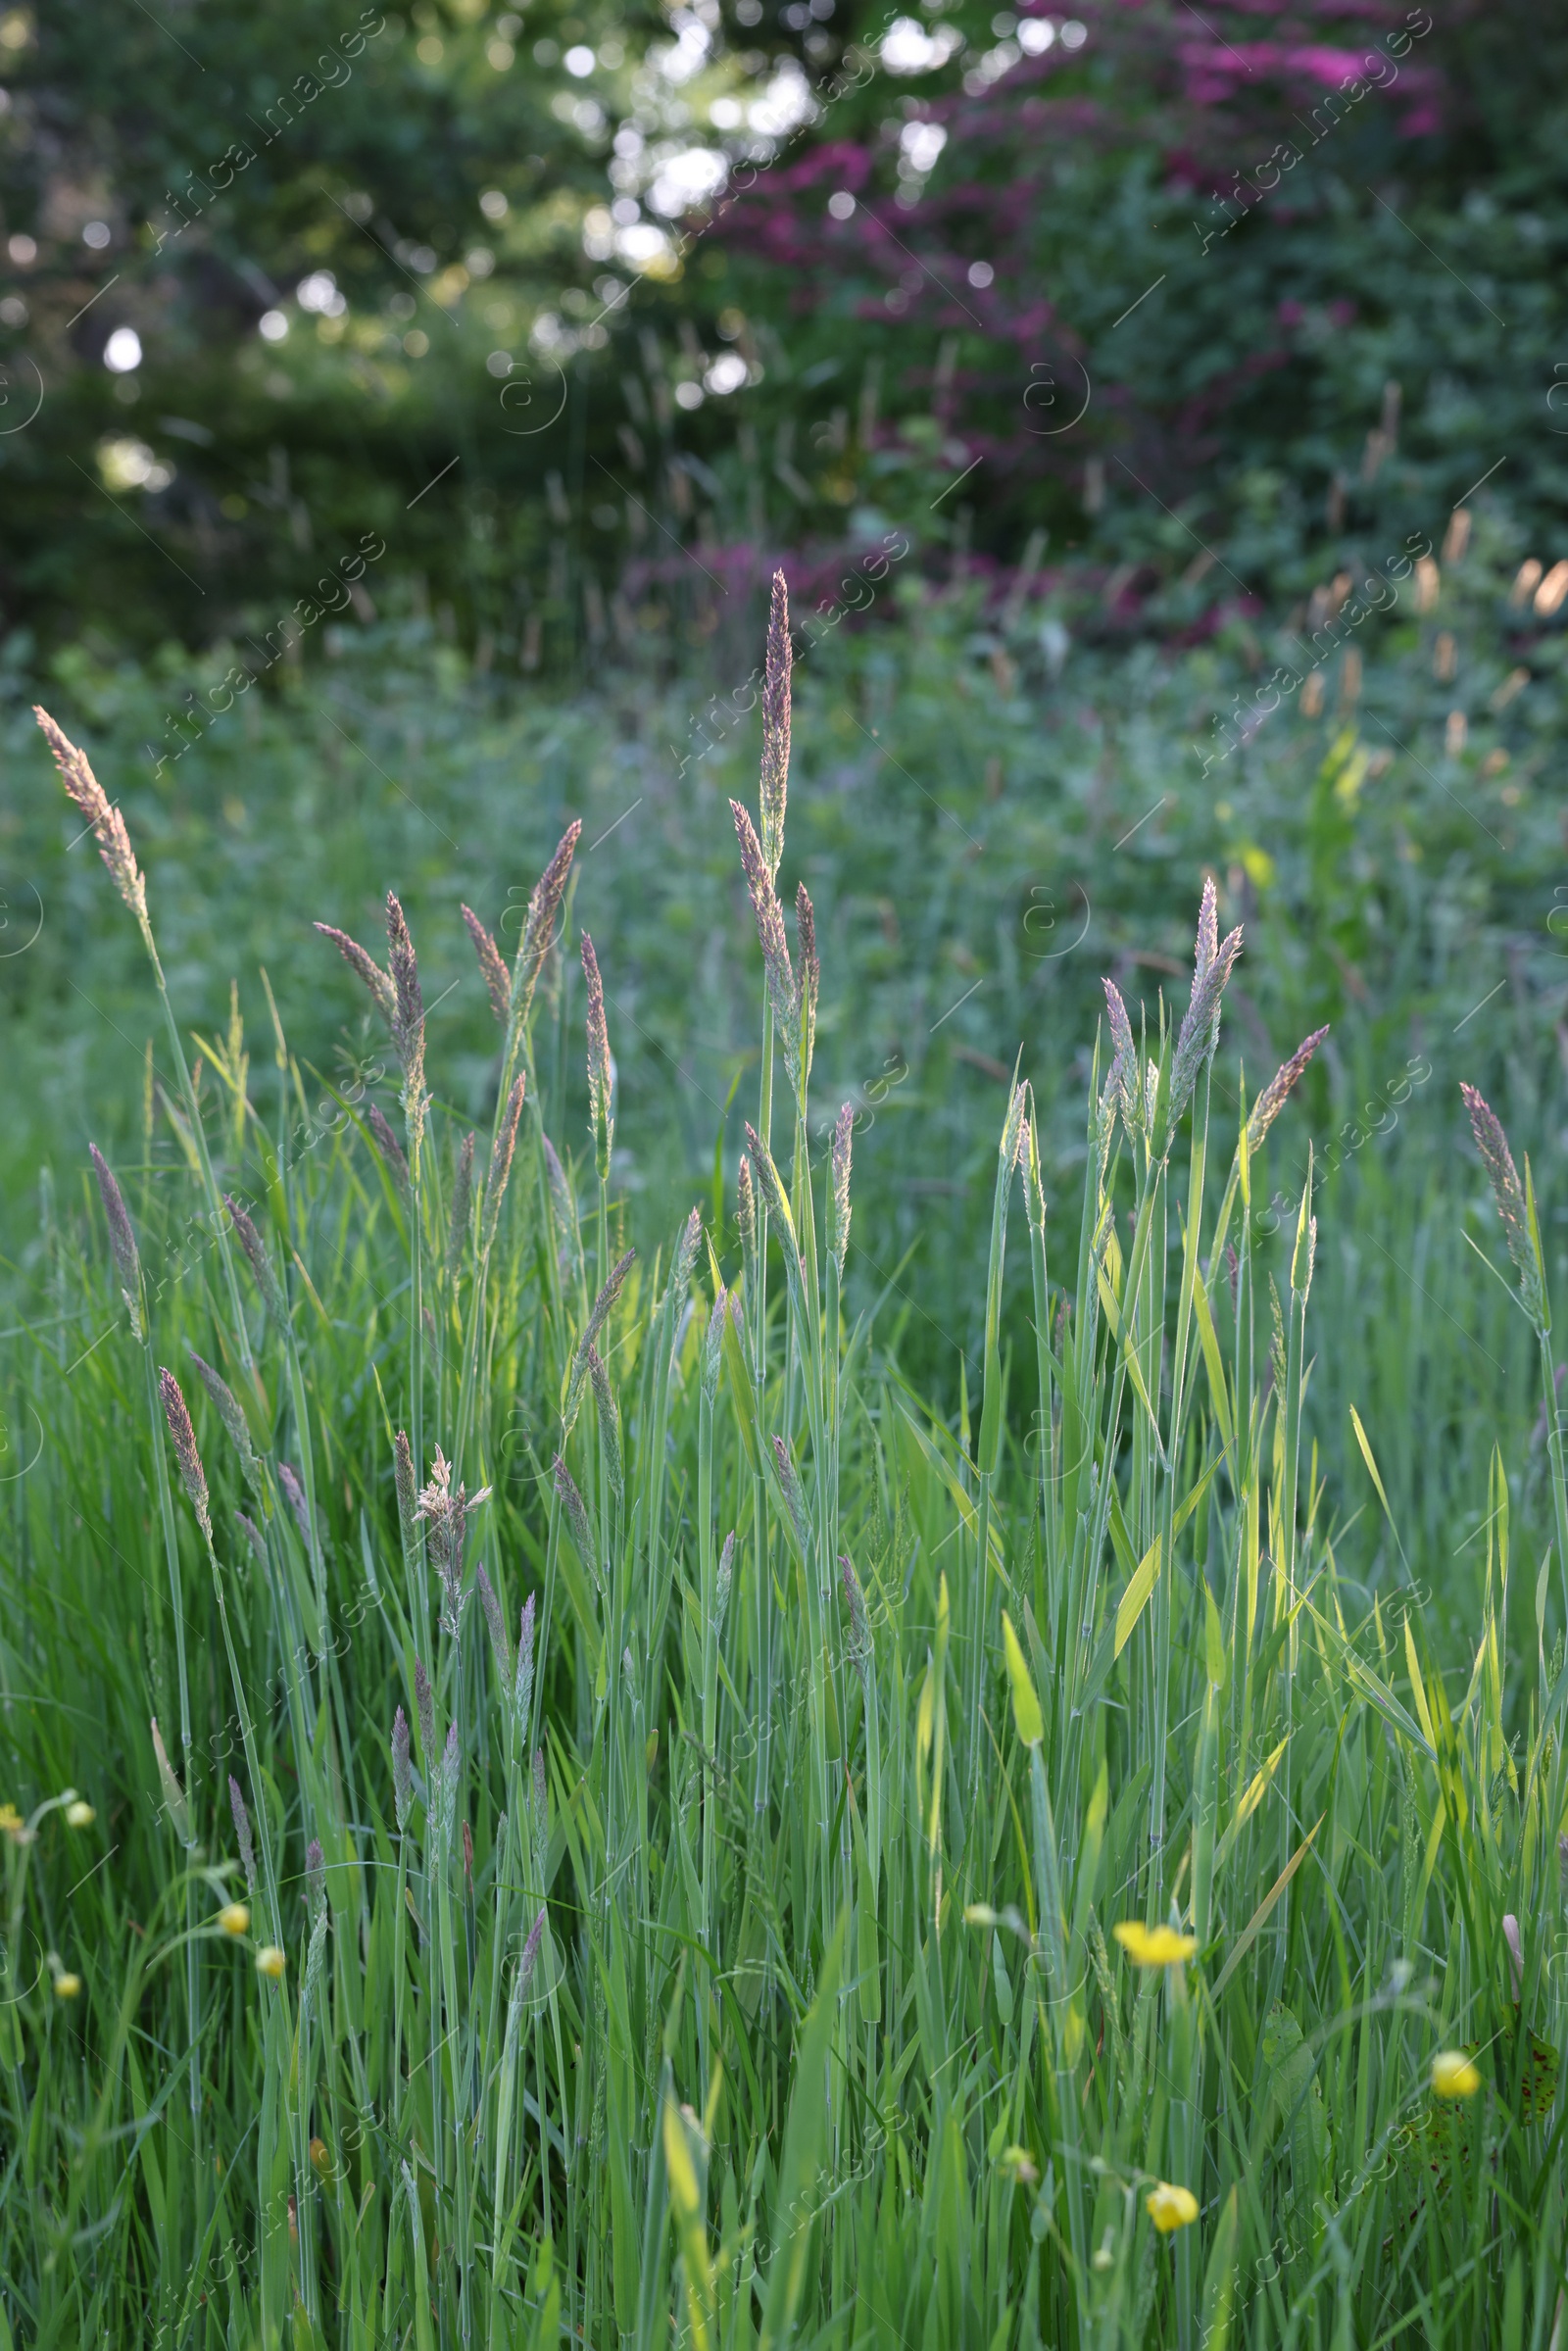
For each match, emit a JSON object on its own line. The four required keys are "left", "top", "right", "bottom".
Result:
{"left": 35, "top": 707, "right": 146, "bottom": 921}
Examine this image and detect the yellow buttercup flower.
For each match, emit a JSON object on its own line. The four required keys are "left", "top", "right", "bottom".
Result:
{"left": 1114, "top": 1921, "right": 1198, "bottom": 1968}
{"left": 0, "top": 1803, "right": 22, "bottom": 1837}
{"left": 218, "top": 1902, "right": 251, "bottom": 1936}
{"left": 1432, "top": 2049, "right": 1481, "bottom": 2099}
{"left": 65, "top": 1800, "right": 95, "bottom": 1829}
{"left": 54, "top": 1973, "right": 82, "bottom": 2000}
{"left": 1146, "top": 2181, "right": 1199, "bottom": 2233}
{"left": 255, "top": 1945, "right": 287, "bottom": 1981}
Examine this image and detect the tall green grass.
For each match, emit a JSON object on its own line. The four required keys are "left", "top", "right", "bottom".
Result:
{"left": 2, "top": 575, "right": 1566, "bottom": 2348}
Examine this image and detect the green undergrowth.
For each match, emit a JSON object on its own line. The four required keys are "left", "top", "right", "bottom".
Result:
{"left": 3, "top": 583, "right": 1568, "bottom": 2345}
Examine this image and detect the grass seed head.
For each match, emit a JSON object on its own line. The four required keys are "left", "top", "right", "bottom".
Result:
{"left": 475, "top": 1562, "right": 513, "bottom": 1695}
{"left": 830, "top": 1103, "right": 854, "bottom": 1276}
{"left": 732, "top": 802, "right": 800, "bottom": 1098}
{"left": 159, "top": 1368, "right": 211, "bottom": 1543}
{"left": 461, "top": 903, "right": 512, "bottom": 1025}
{"left": 391, "top": 1706, "right": 413, "bottom": 1831}
{"left": 447, "top": 1132, "right": 475, "bottom": 1276}
{"left": 514, "top": 1592, "right": 536, "bottom": 1732}
{"left": 188, "top": 1348, "right": 260, "bottom": 1486}
{"left": 553, "top": 1454, "right": 600, "bottom": 1593}
{"left": 88, "top": 1144, "right": 141, "bottom": 1322}
{"left": 277, "top": 1463, "right": 314, "bottom": 1555}
{"left": 305, "top": 1837, "right": 325, "bottom": 1924}
{"left": 1171, "top": 889, "right": 1244, "bottom": 1124}
{"left": 229, "top": 1776, "right": 257, "bottom": 1891}
{"left": 414, "top": 1656, "right": 437, "bottom": 1767}
{"left": 36, "top": 707, "right": 146, "bottom": 922}
{"left": 1248, "top": 1024, "right": 1329, "bottom": 1149}
{"left": 1460, "top": 1082, "right": 1546, "bottom": 1324}
{"left": 314, "top": 921, "right": 396, "bottom": 1022}
{"left": 482, "top": 1077, "right": 526, "bottom": 1253}
{"left": 580, "top": 931, "right": 614, "bottom": 1181}
{"left": 760, "top": 568, "right": 792, "bottom": 879}
{"left": 367, "top": 1102, "right": 412, "bottom": 1204}
{"left": 512, "top": 821, "right": 581, "bottom": 1037}
{"left": 715, "top": 1530, "right": 735, "bottom": 1630}
{"left": 224, "top": 1195, "right": 287, "bottom": 1322}
{"left": 736, "top": 1155, "right": 756, "bottom": 1265}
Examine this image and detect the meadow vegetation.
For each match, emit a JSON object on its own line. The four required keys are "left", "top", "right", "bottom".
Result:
{"left": 4, "top": 573, "right": 1568, "bottom": 2347}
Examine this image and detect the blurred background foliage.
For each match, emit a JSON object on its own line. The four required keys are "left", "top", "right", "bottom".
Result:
{"left": 0, "top": 0, "right": 1566, "bottom": 663}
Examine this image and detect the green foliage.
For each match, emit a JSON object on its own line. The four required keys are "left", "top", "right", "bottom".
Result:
{"left": 4, "top": 584, "right": 1568, "bottom": 2344}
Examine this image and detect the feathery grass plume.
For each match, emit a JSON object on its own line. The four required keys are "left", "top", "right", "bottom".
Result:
{"left": 580, "top": 932, "right": 614, "bottom": 1182}
{"left": 366, "top": 1102, "right": 412, "bottom": 1205}
{"left": 159, "top": 1368, "right": 212, "bottom": 1543}
{"left": 417, "top": 1447, "right": 491, "bottom": 1640}
{"left": 391, "top": 1708, "right": 413, "bottom": 1831}
{"left": 35, "top": 708, "right": 147, "bottom": 922}
{"left": 796, "top": 882, "right": 819, "bottom": 1089}
{"left": 481, "top": 1076, "right": 526, "bottom": 1253}
{"left": 840, "top": 1552, "right": 870, "bottom": 1686}
{"left": 277, "top": 1463, "right": 314, "bottom": 1554}
{"left": 563, "top": 1248, "right": 636, "bottom": 1437}
{"left": 703, "top": 1284, "right": 727, "bottom": 1402}
{"left": 188, "top": 1349, "right": 260, "bottom": 1488}
{"left": 770, "top": 1434, "right": 811, "bottom": 1559}
{"left": 151, "top": 1717, "right": 191, "bottom": 1843}
{"left": 385, "top": 892, "right": 427, "bottom": 1163}
{"left": 394, "top": 1429, "right": 417, "bottom": 1563}
{"left": 670, "top": 1203, "right": 703, "bottom": 1305}
{"left": 314, "top": 921, "right": 396, "bottom": 1021}
{"left": 760, "top": 568, "right": 792, "bottom": 879}
{"left": 586, "top": 1346, "right": 623, "bottom": 1510}
{"left": 88, "top": 1145, "right": 141, "bottom": 1328}
{"left": 731, "top": 801, "right": 800, "bottom": 1095}
{"left": 514, "top": 1592, "right": 536, "bottom": 1732}
{"left": 1248, "top": 1024, "right": 1330, "bottom": 1149}
{"left": 461, "top": 904, "right": 511, "bottom": 1026}
{"left": 235, "top": 1511, "right": 267, "bottom": 1566}
{"left": 1171, "top": 888, "right": 1243, "bottom": 1123}
{"left": 446, "top": 1132, "right": 475, "bottom": 1278}
{"left": 829, "top": 1103, "right": 854, "bottom": 1276}
{"left": 1195, "top": 871, "right": 1218, "bottom": 984}
{"left": 715, "top": 1529, "right": 735, "bottom": 1631}
{"left": 553, "top": 1454, "right": 600, "bottom": 1594}
{"left": 475, "top": 1562, "right": 513, "bottom": 1696}
{"left": 510, "top": 820, "right": 581, "bottom": 1039}
{"left": 519, "top": 1902, "right": 548, "bottom": 1999}
{"left": 1461, "top": 1082, "right": 1546, "bottom": 1324}
{"left": 228, "top": 1775, "right": 257, "bottom": 1894}
{"left": 1101, "top": 979, "right": 1140, "bottom": 1135}
{"left": 414, "top": 1655, "right": 436, "bottom": 1766}
{"left": 736, "top": 1154, "right": 756, "bottom": 1267}
{"left": 224, "top": 1195, "right": 287, "bottom": 1322}
{"left": 436, "top": 1723, "right": 461, "bottom": 1847}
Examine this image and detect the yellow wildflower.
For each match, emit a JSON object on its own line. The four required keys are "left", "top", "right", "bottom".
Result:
{"left": 218, "top": 1902, "right": 251, "bottom": 1936}
{"left": 0, "top": 1803, "right": 22, "bottom": 1837}
{"left": 65, "top": 1800, "right": 95, "bottom": 1829}
{"left": 1432, "top": 2050, "right": 1481, "bottom": 2099}
{"left": 1146, "top": 2181, "right": 1199, "bottom": 2233}
{"left": 309, "top": 2136, "right": 331, "bottom": 2176}
{"left": 255, "top": 1945, "right": 287, "bottom": 1981}
{"left": 54, "top": 1973, "right": 82, "bottom": 2000}
{"left": 1114, "top": 1921, "right": 1198, "bottom": 1968}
